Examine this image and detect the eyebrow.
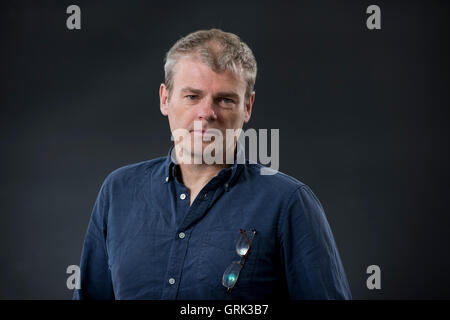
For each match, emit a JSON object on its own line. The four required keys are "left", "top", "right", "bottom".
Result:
{"left": 180, "top": 87, "right": 203, "bottom": 95}
{"left": 180, "top": 87, "right": 240, "bottom": 101}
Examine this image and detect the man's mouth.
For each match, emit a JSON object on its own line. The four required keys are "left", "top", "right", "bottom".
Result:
{"left": 191, "top": 129, "right": 213, "bottom": 134}
{"left": 190, "top": 129, "right": 217, "bottom": 139}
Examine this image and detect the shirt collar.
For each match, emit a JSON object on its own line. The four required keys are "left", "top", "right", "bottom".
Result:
{"left": 164, "top": 141, "right": 246, "bottom": 189}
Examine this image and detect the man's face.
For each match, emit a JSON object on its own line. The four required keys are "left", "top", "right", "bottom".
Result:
{"left": 159, "top": 56, "right": 255, "bottom": 164}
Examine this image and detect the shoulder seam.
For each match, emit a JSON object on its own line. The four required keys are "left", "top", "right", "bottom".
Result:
{"left": 276, "top": 185, "right": 307, "bottom": 245}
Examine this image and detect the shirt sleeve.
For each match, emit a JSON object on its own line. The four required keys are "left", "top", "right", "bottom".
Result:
{"left": 278, "top": 185, "right": 352, "bottom": 299}
{"left": 73, "top": 179, "right": 115, "bottom": 300}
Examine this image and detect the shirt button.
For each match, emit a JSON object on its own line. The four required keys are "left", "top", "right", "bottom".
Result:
{"left": 180, "top": 193, "right": 186, "bottom": 200}
{"left": 178, "top": 232, "right": 185, "bottom": 239}
{"left": 165, "top": 176, "right": 169, "bottom": 182}
{"left": 168, "top": 278, "right": 175, "bottom": 285}
{"left": 224, "top": 183, "right": 229, "bottom": 188}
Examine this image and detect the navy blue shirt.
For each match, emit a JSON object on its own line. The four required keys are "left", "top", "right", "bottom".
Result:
{"left": 73, "top": 145, "right": 352, "bottom": 300}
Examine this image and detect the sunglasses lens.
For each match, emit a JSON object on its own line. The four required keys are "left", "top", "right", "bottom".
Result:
{"left": 236, "top": 244, "right": 249, "bottom": 256}
{"left": 225, "top": 273, "right": 237, "bottom": 287}
{"left": 235, "top": 230, "right": 255, "bottom": 256}
{"left": 222, "top": 261, "right": 242, "bottom": 288}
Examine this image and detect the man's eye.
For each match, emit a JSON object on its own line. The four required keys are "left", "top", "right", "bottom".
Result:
{"left": 219, "top": 98, "right": 234, "bottom": 104}
{"left": 186, "top": 95, "right": 198, "bottom": 100}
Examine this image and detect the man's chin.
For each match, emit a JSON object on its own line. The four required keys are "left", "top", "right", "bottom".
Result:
{"left": 174, "top": 141, "right": 233, "bottom": 165}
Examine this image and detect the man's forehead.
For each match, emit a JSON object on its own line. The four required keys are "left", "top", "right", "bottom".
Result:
{"left": 172, "top": 57, "right": 246, "bottom": 93}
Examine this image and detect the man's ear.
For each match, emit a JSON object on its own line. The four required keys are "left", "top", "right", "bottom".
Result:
{"left": 160, "top": 83, "right": 169, "bottom": 116}
{"left": 244, "top": 91, "right": 255, "bottom": 123}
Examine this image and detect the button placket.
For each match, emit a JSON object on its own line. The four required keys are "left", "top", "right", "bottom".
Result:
{"left": 161, "top": 228, "right": 190, "bottom": 299}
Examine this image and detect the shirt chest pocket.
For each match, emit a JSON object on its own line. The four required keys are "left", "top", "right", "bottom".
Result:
{"left": 197, "top": 229, "right": 260, "bottom": 292}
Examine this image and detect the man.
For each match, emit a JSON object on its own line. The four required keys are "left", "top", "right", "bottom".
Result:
{"left": 73, "top": 29, "right": 352, "bottom": 300}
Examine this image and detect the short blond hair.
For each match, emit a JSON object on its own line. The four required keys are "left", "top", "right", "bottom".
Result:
{"left": 164, "top": 28, "right": 257, "bottom": 102}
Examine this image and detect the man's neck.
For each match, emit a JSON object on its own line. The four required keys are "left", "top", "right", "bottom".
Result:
{"left": 177, "top": 162, "right": 230, "bottom": 191}
{"left": 174, "top": 144, "right": 237, "bottom": 204}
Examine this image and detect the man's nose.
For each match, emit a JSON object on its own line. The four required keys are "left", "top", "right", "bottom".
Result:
{"left": 197, "top": 97, "right": 217, "bottom": 121}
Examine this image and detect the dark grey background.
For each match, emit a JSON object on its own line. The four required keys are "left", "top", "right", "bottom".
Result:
{"left": 1, "top": 0, "right": 449, "bottom": 299}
